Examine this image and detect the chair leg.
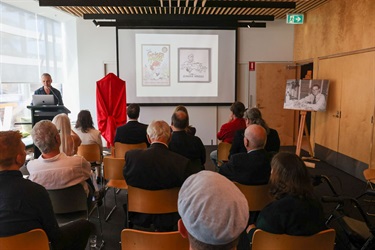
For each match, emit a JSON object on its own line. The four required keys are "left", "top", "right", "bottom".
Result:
{"left": 87, "top": 203, "right": 105, "bottom": 249}
{"left": 124, "top": 203, "right": 128, "bottom": 228}
{"left": 105, "top": 188, "right": 117, "bottom": 222}
{"left": 95, "top": 205, "right": 105, "bottom": 249}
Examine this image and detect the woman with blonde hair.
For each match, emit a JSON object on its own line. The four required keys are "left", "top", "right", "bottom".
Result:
{"left": 52, "top": 113, "right": 81, "bottom": 156}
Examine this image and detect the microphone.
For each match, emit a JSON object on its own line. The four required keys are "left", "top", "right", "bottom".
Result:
{"left": 48, "top": 87, "right": 60, "bottom": 105}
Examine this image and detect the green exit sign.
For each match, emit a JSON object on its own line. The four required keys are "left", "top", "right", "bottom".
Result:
{"left": 286, "top": 14, "right": 304, "bottom": 24}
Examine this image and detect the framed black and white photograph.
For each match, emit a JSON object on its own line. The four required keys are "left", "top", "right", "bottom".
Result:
{"left": 178, "top": 48, "right": 211, "bottom": 83}
{"left": 284, "top": 79, "right": 330, "bottom": 112}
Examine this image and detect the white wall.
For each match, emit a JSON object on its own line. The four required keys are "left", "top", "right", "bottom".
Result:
{"left": 237, "top": 20, "right": 295, "bottom": 108}
{"left": 62, "top": 19, "right": 80, "bottom": 121}
{"left": 75, "top": 20, "right": 117, "bottom": 126}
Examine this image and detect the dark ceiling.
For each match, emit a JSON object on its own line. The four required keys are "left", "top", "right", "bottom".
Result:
{"left": 39, "top": 0, "right": 328, "bottom": 28}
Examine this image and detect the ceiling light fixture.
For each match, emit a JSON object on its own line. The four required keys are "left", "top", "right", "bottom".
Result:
{"left": 93, "top": 20, "right": 100, "bottom": 27}
{"left": 247, "top": 21, "right": 266, "bottom": 28}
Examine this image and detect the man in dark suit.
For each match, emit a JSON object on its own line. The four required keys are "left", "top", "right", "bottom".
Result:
{"left": 169, "top": 110, "right": 206, "bottom": 169}
{"left": 219, "top": 124, "right": 271, "bottom": 185}
{"left": 123, "top": 120, "right": 199, "bottom": 231}
{"left": 114, "top": 103, "right": 149, "bottom": 146}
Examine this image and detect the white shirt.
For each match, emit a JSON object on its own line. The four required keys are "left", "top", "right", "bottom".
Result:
{"left": 28, "top": 152, "right": 91, "bottom": 195}
{"left": 300, "top": 93, "right": 326, "bottom": 111}
{"left": 73, "top": 127, "right": 103, "bottom": 153}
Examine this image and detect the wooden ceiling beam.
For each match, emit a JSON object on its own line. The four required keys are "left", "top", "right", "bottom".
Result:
{"left": 84, "top": 14, "right": 275, "bottom": 21}
{"left": 40, "top": 0, "right": 295, "bottom": 9}
{"left": 95, "top": 19, "right": 239, "bottom": 29}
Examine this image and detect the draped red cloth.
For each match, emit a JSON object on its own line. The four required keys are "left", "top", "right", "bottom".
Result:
{"left": 96, "top": 73, "right": 127, "bottom": 148}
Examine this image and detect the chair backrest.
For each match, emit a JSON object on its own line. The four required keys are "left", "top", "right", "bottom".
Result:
{"left": 0, "top": 228, "right": 50, "bottom": 250}
{"left": 103, "top": 156, "right": 126, "bottom": 182}
{"left": 127, "top": 185, "right": 180, "bottom": 214}
{"left": 251, "top": 229, "right": 336, "bottom": 250}
{"left": 217, "top": 142, "right": 232, "bottom": 166}
{"left": 234, "top": 182, "right": 273, "bottom": 211}
{"left": 47, "top": 184, "right": 88, "bottom": 214}
{"left": 77, "top": 144, "right": 101, "bottom": 163}
{"left": 114, "top": 142, "right": 147, "bottom": 158}
{"left": 363, "top": 169, "right": 375, "bottom": 189}
{"left": 121, "top": 229, "right": 189, "bottom": 250}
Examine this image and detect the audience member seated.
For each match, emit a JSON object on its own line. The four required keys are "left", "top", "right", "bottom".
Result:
{"left": 27, "top": 120, "right": 93, "bottom": 200}
{"left": 52, "top": 113, "right": 81, "bottom": 156}
{"left": 0, "top": 131, "right": 91, "bottom": 250}
{"left": 123, "top": 120, "right": 199, "bottom": 231}
{"left": 73, "top": 110, "right": 103, "bottom": 153}
{"left": 114, "top": 103, "right": 149, "bottom": 146}
{"left": 169, "top": 110, "right": 206, "bottom": 169}
{"left": 173, "top": 105, "right": 196, "bottom": 136}
{"left": 247, "top": 152, "right": 326, "bottom": 241}
{"left": 210, "top": 101, "right": 246, "bottom": 167}
{"left": 229, "top": 107, "right": 280, "bottom": 158}
{"left": 178, "top": 171, "right": 249, "bottom": 250}
{"left": 219, "top": 124, "right": 271, "bottom": 185}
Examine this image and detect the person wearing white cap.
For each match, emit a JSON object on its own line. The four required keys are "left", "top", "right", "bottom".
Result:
{"left": 178, "top": 170, "right": 249, "bottom": 249}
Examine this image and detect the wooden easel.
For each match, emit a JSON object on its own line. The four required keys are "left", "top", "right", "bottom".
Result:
{"left": 295, "top": 110, "right": 316, "bottom": 168}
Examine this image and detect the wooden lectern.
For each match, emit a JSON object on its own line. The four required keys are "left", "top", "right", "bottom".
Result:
{"left": 27, "top": 105, "right": 70, "bottom": 158}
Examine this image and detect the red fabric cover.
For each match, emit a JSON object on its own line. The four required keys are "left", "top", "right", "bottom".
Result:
{"left": 96, "top": 73, "right": 127, "bottom": 148}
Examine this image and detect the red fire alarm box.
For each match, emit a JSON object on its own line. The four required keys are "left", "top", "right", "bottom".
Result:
{"left": 249, "top": 62, "right": 255, "bottom": 71}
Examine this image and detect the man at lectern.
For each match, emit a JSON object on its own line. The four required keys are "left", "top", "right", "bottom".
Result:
{"left": 34, "top": 73, "right": 64, "bottom": 105}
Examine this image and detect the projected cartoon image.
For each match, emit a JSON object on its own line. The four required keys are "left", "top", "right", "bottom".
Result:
{"left": 284, "top": 79, "right": 329, "bottom": 112}
{"left": 178, "top": 48, "right": 211, "bottom": 83}
{"left": 142, "top": 45, "right": 170, "bottom": 86}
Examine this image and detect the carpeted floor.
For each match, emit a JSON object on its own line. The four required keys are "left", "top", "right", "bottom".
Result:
{"left": 87, "top": 145, "right": 369, "bottom": 250}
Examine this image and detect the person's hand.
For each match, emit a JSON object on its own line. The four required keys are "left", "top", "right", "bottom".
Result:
{"left": 246, "top": 224, "right": 256, "bottom": 233}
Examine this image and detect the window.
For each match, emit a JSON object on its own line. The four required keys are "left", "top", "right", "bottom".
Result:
{"left": 0, "top": 2, "right": 64, "bottom": 132}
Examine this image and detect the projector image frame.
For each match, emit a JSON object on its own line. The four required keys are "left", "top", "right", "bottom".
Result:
{"left": 178, "top": 47, "right": 211, "bottom": 83}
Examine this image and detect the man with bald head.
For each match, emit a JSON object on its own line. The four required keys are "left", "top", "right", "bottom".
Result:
{"left": 169, "top": 110, "right": 206, "bottom": 169}
{"left": 219, "top": 124, "right": 271, "bottom": 185}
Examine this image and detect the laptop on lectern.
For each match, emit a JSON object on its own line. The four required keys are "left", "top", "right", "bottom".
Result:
{"left": 32, "top": 95, "right": 55, "bottom": 106}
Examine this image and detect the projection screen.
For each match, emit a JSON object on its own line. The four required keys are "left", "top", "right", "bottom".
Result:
{"left": 118, "top": 29, "right": 236, "bottom": 104}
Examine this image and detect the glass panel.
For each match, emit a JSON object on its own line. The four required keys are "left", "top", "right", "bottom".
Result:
{"left": 0, "top": 2, "right": 64, "bottom": 131}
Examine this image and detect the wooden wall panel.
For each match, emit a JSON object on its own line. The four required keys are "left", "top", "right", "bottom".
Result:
{"left": 338, "top": 52, "right": 375, "bottom": 164}
{"left": 316, "top": 52, "right": 375, "bottom": 164}
{"left": 315, "top": 58, "right": 342, "bottom": 151}
{"left": 256, "top": 63, "right": 296, "bottom": 145}
{"left": 294, "top": 0, "right": 375, "bottom": 61}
